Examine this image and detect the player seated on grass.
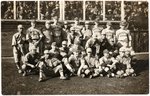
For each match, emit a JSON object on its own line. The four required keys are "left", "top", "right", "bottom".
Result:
{"left": 22, "top": 46, "right": 40, "bottom": 76}
{"left": 67, "top": 49, "right": 85, "bottom": 77}
{"left": 99, "top": 49, "right": 117, "bottom": 78}
{"left": 78, "top": 48, "right": 102, "bottom": 79}
{"left": 38, "top": 50, "right": 67, "bottom": 82}
{"left": 59, "top": 41, "right": 75, "bottom": 76}
{"left": 49, "top": 42, "right": 62, "bottom": 60}
{"left": 116, "top": 47, "right": 136, "bottom": 78}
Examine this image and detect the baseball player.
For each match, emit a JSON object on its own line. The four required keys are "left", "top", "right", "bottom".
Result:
{"left": 68, "top": 49, "right": 85, "bottom": 76}
{"left": 72, "top": 17, "right": 83, "bottom": 38}
{"left": 59, "top": 41, "right": 74, "bottom": 75}
{"left": 67, "top": 27, "right": 81, "bottom": 47}
{"left": 116, "top": 47, "right": 136, "bottom": 78}
{"left": 85, "top": 34, "right": 101, "bottom": 59}
{"left": 51, "top": 16, "right": 64, "bottom": 46}
{"left": 22, "top": 46, "right": 40, "bottom": 77}
{"left": 101, "top": 22, "right": 115, "bottom": 43}
{"left": 99, "top": 49, "right": 118, "bottom": 78}
{"left": 69, "top": 40, "right": 85, "bottom": 56}
{"left": 106, "top": 38, "right": 119, "bottom": 57}
{"left": 38, "top": 50, "right": 67, "bottom": 82}
{"left": 26, "top": 20, "right": 44, "bottom": 55}
{"left": 41, "top": 21, "right": 53, "bottom": 50}
{"left": 81, "top": 21, "right": 93, "bottom": 47}
{"left": 92, "top": 19, "right": 103, "bottom": 40}
{"left": 62, "top": 21, "right": 70, "bottom": 40}
{"left": 12, "top": 24, "right": 26, "bottom": 73}
{"left": 78, "top": 48, "right": 102, "bottom": 78}
{"left": 116, "top": 21, "right": 132, "bottom": 48}
{"left": 49, "top": 42, "right": 62, "bottom": 60}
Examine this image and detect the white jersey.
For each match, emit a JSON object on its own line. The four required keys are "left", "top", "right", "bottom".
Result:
{"left": 116, "top": 29, "right": 131, "bottom": 42}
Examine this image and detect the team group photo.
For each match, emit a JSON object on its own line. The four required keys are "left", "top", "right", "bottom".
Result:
{"left": 1, "top": 0, "right": 149, "bottom": 95}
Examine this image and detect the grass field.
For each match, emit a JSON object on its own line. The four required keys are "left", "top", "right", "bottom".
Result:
{"left": 1, "top": 29, "right": 149, "bottom": 95}
{"left": 2, "top": 55, "right": 149, "bottom": 95}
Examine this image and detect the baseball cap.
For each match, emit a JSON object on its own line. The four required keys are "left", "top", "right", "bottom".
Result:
{"left": 18, "top": 24, "right": 23, "bottom": 29}
{"left": 106, "top": 22, "right": 112, "bottom": 26}
{"left": 44, "top": 50, "right": 49, "bottom": 54}
{"left": 51, "top": 42, "right": 57, "bottom": 46}
{"left": 70, "top": 27, "right": 75, "bottom": 31}
{"left": 86, "top": 48, "right": 92, "bottom": 53}
{"left": 62, "top": 41, "right": 67, "bottom": 45}
{"left": 103, "top": 49, "right": 109, "bottom": 54}
{"left": 120, "top": 21, "right": 127, "bottom": 26}
{"left": 119, "top": 47, "right": 126, "bottom": 52}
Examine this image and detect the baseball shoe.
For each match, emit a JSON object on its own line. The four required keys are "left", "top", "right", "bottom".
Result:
{"left": 99, "top": 74, "right": 103, "bottom": 77}
{"left": 107, "top": 74, "right": 111, "bottom": 78}
{"left": 60, "top": 76, "right": 67, "bottom": 80}
{"left": 111, "top": 73, "right": 115, "bottom": 77}
{"left": 81, "top": 74, "right": 85, "bottom": 78}
{"left": 131, "top": 73, "right": 137, "bottom": 77}
{"left": 22, "top": 71, "right": 27, "bottom": 76}
{"left": 89, "top": 75, "right": 93, "bottom": 79}
{"left": 18, "top": 69, "right": 23, "bottom": 74}
{"left": 38, "top": 77, "right": 45, "bottom": 82}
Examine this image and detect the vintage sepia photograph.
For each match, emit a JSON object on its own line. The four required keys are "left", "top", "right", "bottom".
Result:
{"left": 1, "top": 0, "right": 149, "bottom": 95}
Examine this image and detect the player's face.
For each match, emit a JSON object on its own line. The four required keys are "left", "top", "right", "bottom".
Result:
{"left": 71, "top": 30, "right": 75, "bottom": 34}
{"left": 107, "top": 25, "right": 111, "bottom": 29}
{"left": 119, "top": 51, "right": 125, "bottom": 57}
{"left": 87, "top": 51, "right": 92, "bottom": 56}
{"left": 74, "top": 21, "right": 79, "bottom": 25}
{"left": 74, "top": 52, "right": 79, "bottom": 57}
{"left": 95, "top": 22, "right": 98, "bottom": 26}
{"left": 125, "top": 51, "right": 130, "bottom": 56}
{"left": 85, "top": 24, "right": 89, "bottom": 28}
{"left": 44, "top": 53, "right": 49, "bottom": 59}
{"left": 104, "top": 53, "right": 109, "bottom": 58}
{"left": 31, "top": 23, "right": 36, "bottom": 28}
{"left": 31, "top": 49, "right": 36, "bottom": 54}
{"left": 62, "top": 44, "right": 67, "bottom": 48}
{"left": 18, "top": 27, "right": 23, "bottom": 33}
{"left": 53, "top": 19, "right": 58, "bottom": 24}
{"left": 45, "top": 23, "right": 50, "bottom": 29}
{"left": 120, "top": 25, "right": 125, "bottom": 29}
{"left": 52, "top": 45, "right": 56, "bottom": 50}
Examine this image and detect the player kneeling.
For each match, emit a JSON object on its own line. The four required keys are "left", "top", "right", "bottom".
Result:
{"left": 38, "top": 50, "right": 67, "bottom": 82}
{"left": 78, "top": 48, "right": 103, "bottom": 79}
{"left": 22, "top": 46, "right": 40, "bottom": 77}
{"left": 99, "top": 49, "right": 118, "bottom": 78}
{"left": 116, "top": 47, "right": 136, "bottom": 78}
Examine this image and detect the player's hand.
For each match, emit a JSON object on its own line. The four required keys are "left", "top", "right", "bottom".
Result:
{"left": 31, "top": 65, "right": 35, "bottom": 68}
